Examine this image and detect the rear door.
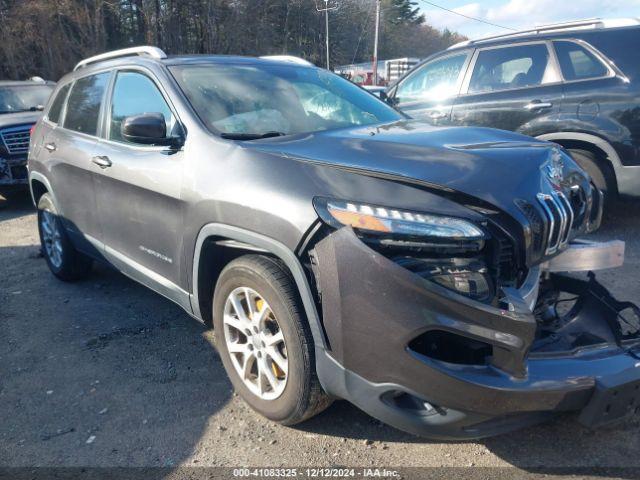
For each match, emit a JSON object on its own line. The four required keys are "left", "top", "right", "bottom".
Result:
{"left": 552, "top": 39, "right": 624, "bottom": 131}
{"left": 390, "top": 51, "right": 472, "bottom": 125}
{"left": 451, "top": 42, "right": 564, "bottom": 135}
{"left": 45, "top": 72, "right": 110, "bottom": 255}
{"left": 92, "top": 68, "right": 185, "bottom": 291}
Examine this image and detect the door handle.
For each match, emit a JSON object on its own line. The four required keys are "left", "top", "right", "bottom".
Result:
{"left": 91, "top": 156, "right": 112, "bottom": 169}
{"left": 428, "top": 110, "right": 447, "bottom": 120}
{"left": 524, "top": 100, "right": 553, "bottom": 111}
{"left": 44, "top": 142, "right": 56, "bottom": 152}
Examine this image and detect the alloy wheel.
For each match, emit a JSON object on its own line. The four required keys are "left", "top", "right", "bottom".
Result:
{"left": 222, "top": 287, "right": 288, "bottom": 400}
{"left": 40, "top": 209, "right": 63, "bottom": 268}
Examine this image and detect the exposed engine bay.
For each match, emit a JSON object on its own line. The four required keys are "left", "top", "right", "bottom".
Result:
{"left": 532, "top": 239, "right": 640, "bottom": 355}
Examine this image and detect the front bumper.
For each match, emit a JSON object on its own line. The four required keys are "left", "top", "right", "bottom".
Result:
{"left": 313, "top": 227, "right": 640, "bottom": 439}
{"left": 0, "top": 155, "right": 28, "bottom": 186}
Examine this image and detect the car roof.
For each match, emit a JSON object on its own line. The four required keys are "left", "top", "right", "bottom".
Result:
{"left": 446, "top": 18, "right": 640, "bottom": 53}
{"left": 162, "top": 54, "right": 315, "bottom": 67}
{"left": 68, "top": 47, "right": 316, "bottom": 80}
{"left": 0, "top": 79, "right": 55, "bottom": 87}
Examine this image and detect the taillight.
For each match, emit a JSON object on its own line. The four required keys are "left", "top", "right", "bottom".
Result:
{"left": 29, "top": 124, "right": 36, "bottom": 136}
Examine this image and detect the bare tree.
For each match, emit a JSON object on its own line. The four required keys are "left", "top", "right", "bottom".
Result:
{"left": 0, "top": 0, "right": 465, "bottom": 80}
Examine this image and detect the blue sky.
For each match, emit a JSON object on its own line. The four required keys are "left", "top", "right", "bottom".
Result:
{"left": 419, "top": 0, "right": 640, "bottom": 39}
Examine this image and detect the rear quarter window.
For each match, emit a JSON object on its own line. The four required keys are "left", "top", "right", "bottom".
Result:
{"left": 567, "top": 28, "right": 640, "bottom": 81}
{"left": 554, "top": 41, "right": 608, "bottom": 81}
{"left": 46, "top": 84, "right": 71, "bottom": 124}
{"left": 63, "top": 72, "right": 110, "bottom": 135}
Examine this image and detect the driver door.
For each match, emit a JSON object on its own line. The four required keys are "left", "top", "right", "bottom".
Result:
{"left": 390, "top": 51, "right": 471, "bottom": 125}
{"left": 92, "top": 69, "right": 186, "bottom": 291}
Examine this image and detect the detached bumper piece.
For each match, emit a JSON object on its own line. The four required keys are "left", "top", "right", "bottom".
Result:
{"left": 312, "top": 228, "right": 640, "bottom": 439}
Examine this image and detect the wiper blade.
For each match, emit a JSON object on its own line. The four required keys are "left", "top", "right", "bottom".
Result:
{"left": 0, "top": 109, "right": 30, "bottom": 114}
{"left": 220, "top": 131, "right": 287, "bottom": 140}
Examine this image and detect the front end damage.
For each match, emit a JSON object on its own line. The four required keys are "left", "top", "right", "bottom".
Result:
{"left": 309, "top": 226, "right": 640, "bottom": 439}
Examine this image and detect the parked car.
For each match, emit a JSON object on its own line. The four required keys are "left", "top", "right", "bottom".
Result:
{"left": 387, "top": 18, "right": 640, "bottom": 205}
{"left": 28, "top": 47, "right": 639, "bottom": 439}
{"left": 0, "top": 77, "right": 55, "bottom": 197}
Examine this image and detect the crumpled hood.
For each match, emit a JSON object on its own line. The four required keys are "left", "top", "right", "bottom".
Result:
{"left": 0, "top": 111, "right": 41, "bottom": 129}
{"left": 249, "top": 120, "right": 582, "bottom": 214}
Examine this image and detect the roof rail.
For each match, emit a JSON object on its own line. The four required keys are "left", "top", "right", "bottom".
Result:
{"left": 447, "top": 17, "right": 640, "bottom": 50}
{"left": 74, "top": 46, "right": 167, "bottom": 71}
{"left": 259, "top": 55, "right": 314, "bottom": 66}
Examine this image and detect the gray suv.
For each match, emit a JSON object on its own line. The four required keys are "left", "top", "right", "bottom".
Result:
{"left": 28, "top": 47, "right": 640, "bottom": 439}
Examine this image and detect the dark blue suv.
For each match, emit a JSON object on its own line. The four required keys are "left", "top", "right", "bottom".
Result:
{"left": 388, "top": 19, "right": 640, "bottom": 204}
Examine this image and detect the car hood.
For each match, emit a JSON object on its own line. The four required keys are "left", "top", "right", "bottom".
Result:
{"left": 0, "top": 111, "right": 41, "bottom": 129}
{"left": 248, "top": 120, "right": 581, "bottom": 214}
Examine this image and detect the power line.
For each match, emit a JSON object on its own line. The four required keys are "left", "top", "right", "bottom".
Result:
{"left": 351, "top": 5, "right": 374, "bottom": 63}
{"left": 418, "top": 0, "right": 517, "bottom": 31}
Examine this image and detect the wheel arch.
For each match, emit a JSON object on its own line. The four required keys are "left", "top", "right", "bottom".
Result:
{"left": 536, "top": 132, "right": 621, "bottom": 194}
{"left": 29, "top": 172, "right": 56, "bottom": 209}
{"left": 191, "top": 223, "right": 327, "bottom": 350}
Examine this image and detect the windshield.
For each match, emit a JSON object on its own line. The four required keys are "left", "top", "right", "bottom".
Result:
{"left": 0, "top": 85, "right": 53, "bottom": 114}
{"left": 169, "top": 63, "right": 402, "bottom": 138}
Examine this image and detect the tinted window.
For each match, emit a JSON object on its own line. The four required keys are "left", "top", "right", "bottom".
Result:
{"left": 554, "top": 41, "right": 608, "bottom": 81}
{"left": 170, "top": 64, "right": 400, "bottom": 136}
{"left": 469, "top": 44, "right": 550, "bottom": 93}
{"left": 109, "top": 71, "right": 176, "bottom": 143}
{"left": 47, "top": 84, "right": 70, "bottom": 124}
{"left": 63, "top": 73, "right": 109, "bottom": 135}
{"left": 395, "top": 54, "right": 467, "bottom": 103}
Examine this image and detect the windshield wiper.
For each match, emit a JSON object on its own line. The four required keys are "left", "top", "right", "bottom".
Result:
{"left": 220, "top": 131, "right": 287, "bottom": 140}
{"left": 0, "top": 109, "right": 31, "bottom": 114}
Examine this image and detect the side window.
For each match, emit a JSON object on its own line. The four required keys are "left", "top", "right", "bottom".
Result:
{"left": 109, "top": 71, "right": 175, "bottom": 144}
{"left": 63, "top": 73, "right": 110, "bottom": 135}
{"left": 395, "top": 54, "right": 468, "bottom": 103}
{"left": 554, "top": 41, "right": 609, "bottom": 81}
{"left": 469, "top": 44, "right": 551, "bottom": 94}
{"left": 46, "top": 84, "right": 70, "bottom": 124}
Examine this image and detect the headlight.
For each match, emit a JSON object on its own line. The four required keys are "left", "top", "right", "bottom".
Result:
{"left": 314, "top": 197, "right": 495, "bottom": 304}
{"left": 314, "top": 198, "right": 485, "bottom": 239}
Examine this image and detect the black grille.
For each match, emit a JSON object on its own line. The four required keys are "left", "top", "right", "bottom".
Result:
{"left": 0, "top": 125, "right": 31, "bottom": 155}
{"left": 515, "top": 199, "right": 545, "bottom": 254}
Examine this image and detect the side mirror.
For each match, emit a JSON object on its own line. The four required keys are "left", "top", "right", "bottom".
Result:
{"left": 380, "top": 90, "right": 398, "bottom": 107}
{"left": 121, "top": 113, "right": 182, "bottom": 147}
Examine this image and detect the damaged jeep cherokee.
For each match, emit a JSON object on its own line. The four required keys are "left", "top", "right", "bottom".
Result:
{"left": 28, "top": 47, "right": 640, "bottom": 439}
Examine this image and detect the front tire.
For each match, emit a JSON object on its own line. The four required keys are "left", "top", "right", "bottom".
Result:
{"left": 568, "top": 149, "right": 616, "bottom": 207}
{"left": 37, "top": 193, "right": 92, "bottom": 281}
{"left": 213, "top": 254, "right": 331, "bottom": 425}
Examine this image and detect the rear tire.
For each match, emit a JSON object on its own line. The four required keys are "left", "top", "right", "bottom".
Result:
{"left": 213, "top": 254, "right": 331, "bottom": 425}
{"left": 567, "top": 149, "right": 616, "bottom": 206}
{"left": 37, "top": 193, "right": 92, "bottom": 281}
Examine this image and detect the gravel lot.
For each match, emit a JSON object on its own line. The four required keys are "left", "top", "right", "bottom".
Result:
{"left": 1, "top": 191, "right": 639, "bottom": 475}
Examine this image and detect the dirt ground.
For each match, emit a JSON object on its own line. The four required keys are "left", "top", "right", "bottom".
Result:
{"left": 1, "top": 191, "right": 640, "bottom": 475}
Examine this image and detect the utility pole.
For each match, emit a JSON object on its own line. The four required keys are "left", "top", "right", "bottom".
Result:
{"left": 316, "top": 0, "right": 338, "bottom": 70}
{"left": 325, "top": 3, "right": 330, "bottom": 70}
{"left": 372, "top": 0, "right": 381, "bottom": 85}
